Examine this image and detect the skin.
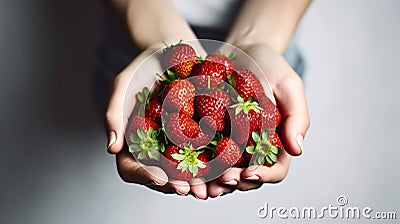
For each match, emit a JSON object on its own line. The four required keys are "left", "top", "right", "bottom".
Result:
{"left": 101, "top": 0, "right": 311, "bottom": 200}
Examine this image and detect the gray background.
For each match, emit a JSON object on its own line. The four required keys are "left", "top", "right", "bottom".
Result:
{"left": 1, "top": 0, "right": 399, "bottom": 223}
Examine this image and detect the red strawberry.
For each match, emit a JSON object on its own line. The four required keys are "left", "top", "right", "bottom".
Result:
{"left": 206, "top": 51, "right": 236, "bottom": 75}
{"left": 145, "top": 96, "right": 162, "bottom": 124}
{"left": 228, "top": 69, "right": 265, "bottom": 101}
{"left": 190, "top": 60, "right": 226, "bottom": 89}
{"left": 164, "top": 112, "right": 200, "bottom": 147}
{"left": 245, "top": 129, "right": 283, "bottom": 167}
{"left": 245, "top": 138, "right": 256, "bottom": 161}
{"left": 196, "top": 149, "right": 213, "bottom": 177}
{"left": 127, "top": 115, "right": 163, "bottom": 161}
{"left": 259, "top": 95, "right": 282, "bottom": 128}
{"left": 191, "top": 124, "right": 215, "bottom": 148}
{"left": 127, "top": 115, "right": 159, "bottom": 139}
{"left": 215, "top": 137, "right": 242, "bottom": 166}
{"left": 228, "top": 96, "right": 262, "bottom": 144}
{"left": 162, "top": 75, "right": 196, "bottom": 117}
{"left": 161, "top": 144, "right": 211, "bottom": 180}
{"left": 195, "top": 90, "right": 231, "bottom": 131}
{"left": 163, "top": 42, "right": 197, "bottom": 79}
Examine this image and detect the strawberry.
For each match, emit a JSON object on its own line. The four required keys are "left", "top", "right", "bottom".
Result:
{"left": 127, "top": 115, "right": 160, "bottom": 139}
{"left": 228, "top": 69, "right": 265, "bottom": 101}
{"left": 161, "top": 144, "right": 211, "bottom": 180}
{"left": 215, "top": 137, "right": 242, "bottom": 166}
{"left": 161, "top": 70, "right": 196, "bottom": 117}
{"left": 163, "top": 41, "right": 197, "bottom": 79}
{"left": 145, "top": 96, "right": 162, "bottom": 124}
{"left": 164, "top": 112, "right": 200, "bottom": 147}
{"left": 259, "top": 95, "right": 282, "bottom": 128}
{"left": 246, "top": 129, "right": 283, "bottom": 167}
{"left": 191, "top": 124, "right": 215, "bottom": 148}
{"left": 228, "top": 96, "right": 262, "bottom": 144}
{"left": 190, "top": 60, "right": 227, "bottom": 89}
{"left": 206, "top": 51, "right": 236, "bottom": 75}
{"left": 245, "top": 138, "right": 256, "bottom": 161}
{"left": 136, "top": 87, "right": 162, "bottom": 124}
{"left": 127, "top": 115, "right": 163, "bottom": 161}
{"left": 195, "top": 90, "right": 231, "bottom": 131}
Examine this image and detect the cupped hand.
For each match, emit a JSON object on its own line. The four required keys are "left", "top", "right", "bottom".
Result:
{"left": 105, "top": 43, "right": 209, "bottom": 199}
{"left": 207, "top": 44, "right": 310, "bottom": 197}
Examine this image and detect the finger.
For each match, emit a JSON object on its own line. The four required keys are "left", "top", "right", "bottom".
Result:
{"left": 169, "top": 180, "right": 191, "bottom": 195}
{"left": 241, "top": 150, "right": 291, "bottom": 183}
{"left": 218, "top": 168, "right": 262, "bottom": 191}
{"left": 207, "top": 180, "right": 234, "bottom": 198}
{"left": 236, "top": 180, "right": 262, "bottom": 191}
{"left": 189, "top": 178, "right": 208, "bottom": 200}
{"left": 116, "top": 148, "right": 169, "bottom": 185}
{"left": 218, "top": 167, "right": 243, "bottom": 186}
{"left": 274, "top": 73, "right": 310, "bottom": 156}
{"left": 105, "top": 49, "right": 163, "bottom": 154}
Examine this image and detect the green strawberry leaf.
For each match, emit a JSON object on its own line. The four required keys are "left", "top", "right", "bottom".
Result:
{"left": 227, "top": 51, "right": 236, "bottom": 61}
{"left": 148, "top": 150, "right": 160, "bottom": 161}
{"left": 261, "top": 129, "right": 269, "bottom": 141}
{"left": 171, "top": 153, "right": 185, "bottom": 161}
{"left": 138, "top": 151, "right": 147, "bottom": 160}
{"left": 271, "top": 146, "right": 279, "bottom": 154}
{"left": 177, "top": 162, "right": 188, "bottom": 172}
{"left": 190, "top": 165, "right": 199, "bottom": 177}
{"left": 268, "top": 153, "right": 277, "bottom": 163}
{"left": 257, "top": 154, "right": 264, "bottom": 165}
{"left": 128, "top": 144, "right": 137, "bottom": 153}
{"left": 160, "top": 143, "right": 165, "bottom": 153}
{"left": 137, "top": 92, "right": 144, "bottom": 103}
{"left": 252, "top": 131, "right": 261, "bottom": 143}
{"left": 197, "top": 160, "right": 206, "bottom": 169}
{"left": 137, "top": 128, "right": 146, "bottom": 139}
{"left": 246, "top": 145, "right": 255, "bottom": 154}
{"left": 130, "top": 133, "right": 139, "bottom": 144}
{"left": 264, "top": 154, "right": 272, "bottom": 164}
{"left": 143, "top": 87, "right": 149, "bottom": 99}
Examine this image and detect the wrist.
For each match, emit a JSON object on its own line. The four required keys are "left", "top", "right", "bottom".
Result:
{"left": 226, "top": 34, "right": 287, "bottom": 55}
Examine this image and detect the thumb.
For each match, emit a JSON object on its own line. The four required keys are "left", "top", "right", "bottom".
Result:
{"left": 105, "top": 74, "right": 131, "bottom": 154}
{"left": 274, "top": 74, "right": 310, "bottom": 156}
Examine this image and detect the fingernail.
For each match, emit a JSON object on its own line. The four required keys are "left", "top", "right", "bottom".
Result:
{"left": 107, "top": 131, "right": 116, "bottom": 149}
{"left": 149, "top": 181, "right": 163, "bottom": 186}
{"left": 222, "top": 180, "right": 238, "bottom": 186}
{"left": 296, "top": 134, "right": 304, "bottom": 153}
{"left": 175, "top": 189, "right": 186, "bottom": 195}
{"left": 245, "top": 175, "right": 259, "bottom": 181}
{"left": 194, "top": 195, "right": 206, "bottom": 200}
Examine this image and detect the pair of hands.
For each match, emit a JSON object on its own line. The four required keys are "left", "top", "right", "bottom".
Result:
{"left": 105, "top": 43, "right": 310, "bottom": 200}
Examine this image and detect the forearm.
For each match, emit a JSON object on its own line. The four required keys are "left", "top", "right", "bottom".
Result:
{"left": 99, "top": 0, "right": 197, "bottom": 50}
{"left": 225, "top": 0, "right": 311, "bottom": 54}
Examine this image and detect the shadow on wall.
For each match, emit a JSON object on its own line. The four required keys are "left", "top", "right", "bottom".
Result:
{"left": 19, "top": 1, "right": 106, "bottom": 134}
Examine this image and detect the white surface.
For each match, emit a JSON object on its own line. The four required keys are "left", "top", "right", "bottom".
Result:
{"left": 1, "top": 0, "right": 399, "bottom": 223}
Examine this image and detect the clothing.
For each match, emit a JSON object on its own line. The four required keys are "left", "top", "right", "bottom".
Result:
{"left": 171, "top": 0, "right": 242, "bottom": 30}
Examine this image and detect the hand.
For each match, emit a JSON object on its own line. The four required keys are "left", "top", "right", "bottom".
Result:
{"left": 105, "top": 44, "right": 210, "bottom": 199}
{"left": 207, "top": 44, "right": 310, "bottom": 197}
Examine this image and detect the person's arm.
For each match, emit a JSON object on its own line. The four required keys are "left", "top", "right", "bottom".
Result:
{"left": 100, "top": 0, "right": 208, "bottom": 199}
{"left": 226, "top": 0, "right": 311, "bottom": 54}
{"left": 208, "top": 0, "right": 311, "bottom": 197}
{"left": 100, "top": 0, "right": 197, "bottom": 50}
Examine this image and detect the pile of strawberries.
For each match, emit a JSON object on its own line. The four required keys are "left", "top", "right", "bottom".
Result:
{"left": 127, "top": 41, "right": 284, "bottom": 181}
